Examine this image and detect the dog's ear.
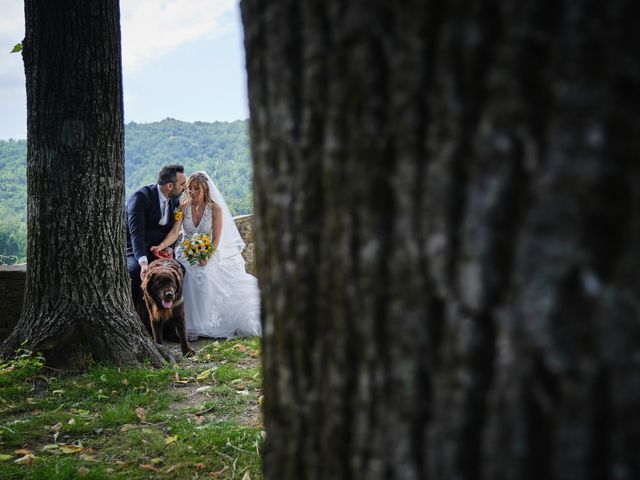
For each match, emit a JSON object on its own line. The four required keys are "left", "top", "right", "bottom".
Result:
{"left": 170, "top": 268, "right": 182, "bottom": 299}
{"left": 141, "top": 268, "right": 154, "bottom": 291}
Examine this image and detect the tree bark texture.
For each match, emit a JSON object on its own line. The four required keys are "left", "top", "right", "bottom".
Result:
{"left": 0, "top": 0, "right": 165, "bottom": 368}
{"left": 242, "top": 0, "right": 640, "bottom": 478}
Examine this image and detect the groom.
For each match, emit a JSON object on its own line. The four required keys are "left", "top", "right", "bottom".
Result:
{"left": 126, "top": 164, "right": 186, "bottom": 301}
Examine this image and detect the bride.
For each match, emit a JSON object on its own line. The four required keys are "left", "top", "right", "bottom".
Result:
{"left": 152, "top": 171, "right": 261, "bottom": 340}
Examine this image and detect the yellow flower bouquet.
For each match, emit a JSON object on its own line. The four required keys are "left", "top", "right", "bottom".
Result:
{"left": 182, "top": 233, "right": 214, "bottom": 265}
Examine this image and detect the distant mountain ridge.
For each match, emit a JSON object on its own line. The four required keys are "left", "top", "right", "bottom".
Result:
{"left": 0, "top": 118, "right": 253, "bottom": 263}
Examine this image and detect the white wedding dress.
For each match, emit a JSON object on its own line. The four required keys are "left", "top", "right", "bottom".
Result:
{"left": 175, "top": 201, "right": 261, "bottom": 340}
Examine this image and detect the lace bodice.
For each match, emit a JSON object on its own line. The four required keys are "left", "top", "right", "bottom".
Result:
{"left": 182, "top": 204, "right": 213, "bottom": 238}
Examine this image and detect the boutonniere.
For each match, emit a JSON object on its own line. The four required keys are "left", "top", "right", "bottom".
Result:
{"left": 174, "top": 207, "right": 183, "bottom": 221}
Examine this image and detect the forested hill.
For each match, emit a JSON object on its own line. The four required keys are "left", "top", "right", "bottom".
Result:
{"left": 0, "top": 118, "right": 252, "bottom": 264}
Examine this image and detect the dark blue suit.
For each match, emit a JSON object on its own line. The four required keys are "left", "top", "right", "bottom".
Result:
{"left": 126, "top": 184, "right": 181, "bottom": 294}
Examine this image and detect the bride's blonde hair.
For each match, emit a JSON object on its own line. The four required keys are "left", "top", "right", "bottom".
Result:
{"left": 181, "top": 172, "right": 216, "bottom": 208}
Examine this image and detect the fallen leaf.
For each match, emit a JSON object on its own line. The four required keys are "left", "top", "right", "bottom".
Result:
{"left": 258, "top": 395, "right": 265, "bottom": 408}
{"left": 60, "top": 445, "right": 83, "bottom": 454}
{"left": 195, "top": 386, "right": 213, "bottom": 393}
{"left": 14, "top": 453, "right": 36, "bottom": 465}
{"left": 41, "top": 444, "right": 60, "bottom": 451}
{"left": 237, "top": 390, "right": 249, "bottom": 396}
{"left": 151, "top": 457, "right": 163, "bottom": 465}
{"left": 135, "top": 407, "right": 146, "bottom": 422}
{"left": 209, "top": 465, "right": 229, "bottom": 477}
{"left": 52, "top": 389, "right": 65, "bottom": 396}
{"left": 242, "top": 472, "right": 252, "bottom": 480}
{"left": 235, "top": 344, "right": 247, "bottom": 353}
{"left": 77, "top": 466, "right": 90, "bottom": 476}
{"left": 68, "top": 418, "right": 76, "bottom": 425}
{"left": 120, "top": 423, "right": 134, "bottom": 432}
{"left": 122, "top": 379, "right": 129, "bottom": 385}
{"left": 166, "top": 464, "right": 180, "bottom": 473}
{"left": 196, "top": 369, "right": 212, "bottom": 381}
{"left": 165, "top": 435, "right": 178, "bottom": 445}
{"left": 51, "top": 422, "right": 62, "bottom": 432}
{"left": 194, "top": 463, "right": 206, "bottom": 470}
{"left": 0, "top": 454, "right": 13, "bottom": 462}
{"left": 14, "top": 449, "right": 33, "bottom": 456}
{"left": 194, "top": 415, "right": 205, "bottom": 425}
{"left": 140, "top": 464, "right": 158, "bottom": 472}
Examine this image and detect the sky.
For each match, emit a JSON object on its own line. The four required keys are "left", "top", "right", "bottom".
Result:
{"left": 0, "top": 0, "right": 248, "bottom": 140}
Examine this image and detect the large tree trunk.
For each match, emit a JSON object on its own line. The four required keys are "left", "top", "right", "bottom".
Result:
{"left": 242, "top": 0, "right": 640, "bottom": 478}
{"left": 0, "top": 0, "right": 164, "bottom": 369}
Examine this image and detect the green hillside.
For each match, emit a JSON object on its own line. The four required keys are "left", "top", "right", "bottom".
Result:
{"left": 0, "top": 118, "right": 252, "bottom": 264}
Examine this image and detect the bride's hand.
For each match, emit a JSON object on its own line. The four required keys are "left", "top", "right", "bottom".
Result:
{"left": 198, "top": 257, "right": 209, "bottom": 267}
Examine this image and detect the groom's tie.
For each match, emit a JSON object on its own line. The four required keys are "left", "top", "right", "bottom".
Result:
{"left": 159, "top": 199, "right": 169, "bottom": 226}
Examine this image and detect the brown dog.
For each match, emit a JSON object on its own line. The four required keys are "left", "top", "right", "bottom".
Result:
{"left": 140, "top": 259, "right": 195, "bottom": 356}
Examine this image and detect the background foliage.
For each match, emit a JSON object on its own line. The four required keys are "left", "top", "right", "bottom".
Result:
{"left": 0, "top": 118, "right": 252, "bottom": 264}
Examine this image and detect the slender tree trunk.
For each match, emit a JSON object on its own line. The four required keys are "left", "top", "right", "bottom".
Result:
{"left": 242, "top": 0, "right": 640, "bottom": 478}
{"left": 0, "top": 0, "right": 164, "bottom": 368}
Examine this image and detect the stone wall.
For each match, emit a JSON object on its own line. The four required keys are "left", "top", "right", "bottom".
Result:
{"left": 0, "top": 215, "right": 255, "bottom": 344}
{"left": 0, "top": 264, "right": 26, "bottom": 342}
{"left": 234, "top": 214, "right": 256, "bottom": 276}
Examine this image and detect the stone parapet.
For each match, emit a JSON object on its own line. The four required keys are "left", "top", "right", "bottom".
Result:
{"left": 0, "top": 264, "right": 26, "bottom": 342}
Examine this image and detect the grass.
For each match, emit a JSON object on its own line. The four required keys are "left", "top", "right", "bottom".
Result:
{"left": 0, "top": 338, "right": 263, "bottom": 479}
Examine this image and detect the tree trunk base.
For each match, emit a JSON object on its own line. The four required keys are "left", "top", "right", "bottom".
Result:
{"left": 0, "top": 307, "right": 172, "bottom": 369}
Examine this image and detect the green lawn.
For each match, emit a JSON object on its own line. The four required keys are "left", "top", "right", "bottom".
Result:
{"left": 0, "top": 338, "right": 263, "bottom": 479}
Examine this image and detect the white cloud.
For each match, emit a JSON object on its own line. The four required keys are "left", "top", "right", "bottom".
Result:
{"left": 0, "top": 2, "right": 24, "bottom": 41}
{"left": 120, "top": 0, "right": 237, "bottom": 74}
{"left": 0, "top": 0, "right": 243, "bottom": 138}
{"left": 0, "top": 2, "right": 26, "bottom": 139}
{"left": 0, "top": 2, "right": 25, "bottom": 78}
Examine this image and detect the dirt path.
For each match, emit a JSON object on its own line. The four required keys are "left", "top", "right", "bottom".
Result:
{"left": 164, "top": 338, "right": 263, "bottom": 428}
